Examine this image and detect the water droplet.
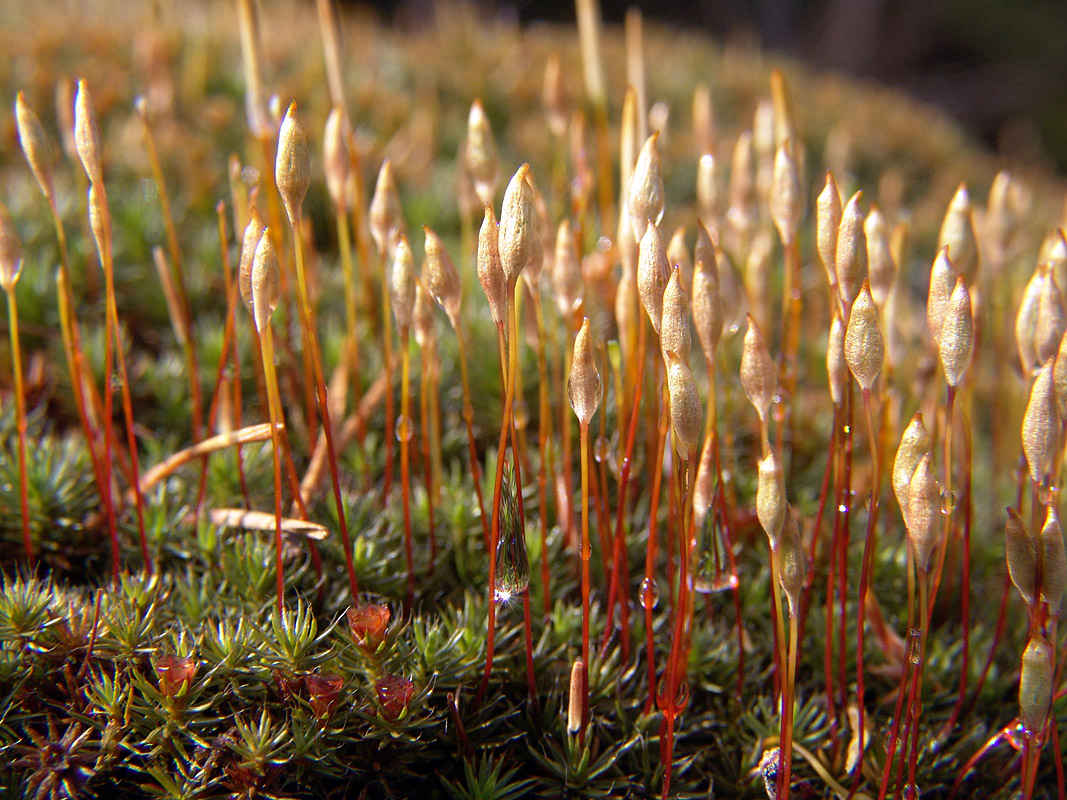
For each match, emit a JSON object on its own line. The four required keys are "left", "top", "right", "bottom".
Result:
{"left": 1006, "top": 723, "right": 1027, "bottom": 750}
{"left": 394, "top": 414, "right": 413, "bottom": 442}
{"left": 881, "top": 726, "right": 899, "bottom": 756}
{"left": 838, "top": 503, "right": 849, "bottom": 514}
{"left": 842, "top": 424, "right": 851, "bottom": 435}
{"left": 512, "top": 398, "right": 529, "bottom": 430}
{"left": 902, "top": 783, "right": 920, "bottom": 800}
{"left": 864, "top": 492, "right": 874, "bottom": 512}
{"left": 607, "top": 443, "right": 621, "bottom": 476}
{"left": 908, "top": 628, "right": 922, "bottom": 665}
{"left": 494, "top": 465, "right": 528, "bottom": 603}
{"left": 593, "top": 436, "right": 609, "bottom": 464}
{"left": 940, "top": 489, "right": 957, "bottom": 515}
{"left": 656, "top": 674, "right": 690, "bottom": 713}
{"left": 728, "top": 323, "right": 740, "bottom": 335}
{"left": 699, "top": 572, "right": 739, "bottom": 594}
{"left": 694, "top": 541, "right": 740, "bottom": 594}
{"left": 639, "top": 578, "right": 660, "bottom": 609}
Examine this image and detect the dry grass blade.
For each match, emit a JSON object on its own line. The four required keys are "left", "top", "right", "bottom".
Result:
{"left": 204, "top": 509, "right": 328, "bottom": 540}
{"left": 132, "top": 423, "right": 277, "bottom": 500}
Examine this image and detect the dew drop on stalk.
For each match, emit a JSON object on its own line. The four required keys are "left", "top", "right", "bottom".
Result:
{"left": 908, "top": 628, "right": 922, "bottom": 665}
{"left": 593, "top": 436, "right": 609, "bottom": 464}
{"left": 940, "top": 489, "right": 957, "bottom": 515}
{"left": 714, "top": 572, "right": 739, "bottom": 592}
{"left": 394, "top": 414, "right": 413, "bottom": 442}
{"left": 696, "top": 568, "right": 739, "bottom": 594}
{"left": 693, "top": 549, "right": 715, "bottom": 594}
{"left": 494, "top": 529, "right": 529, "bottom": 603}
{"left": 694, "top": 539, "right": 740, "bottom": 594}
{"left": 903, "top": 784, "right": 921, "bottom": 800}
{"left": 494, "top": 465, "right": 528, "bottom": 603}
{"left": 1006, "top": 723, "right": 1027, "bottom": 750}
{"left": 512, "top": 397, "right": 529, "bottom": 430}
{"left": 881, "top": 726, "right": 905, "bottom": 757}
{"left": 656, "top": 673, "right": 690, "bottom": 713}
{"left": 639, "top": 577, "right": 660, "bottom": 609}
{"left": 607, "top": 437, "right": 621, "bottom": 476}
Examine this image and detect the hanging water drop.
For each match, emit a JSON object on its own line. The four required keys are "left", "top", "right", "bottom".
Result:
{"left": 1005, "top": 723, "right": 1027, "bottom": 750}
{"left": 607, "top": 442, "right": 621, "bottom": 477}
{"left": 494, "top": 464, "right": 528, "bottom": 603}
{"left": 908, "top": 628, "right": 922, "bottom": 665}
{"left": 512, "top": 397, "right": 529, "bottom": 430}
{"left": 693, "top": 548, "right": 716, "bottom": 594}
{"left": 394, "top": 413, "right": 413, "bottom": 442}
{"left": 593, "top": 436, "right": 609, "bottom": 464}
{"left": 712, "top": 572, "right": 739, "bottom": 592}
{"left": 940, "top": 489, "right": 957, "bottom": 515}
{"left": 655, "top": 674, "right": 691, "bottom": 714}
{"left": 639, "top": 578, "right": 660, "bottom": 609}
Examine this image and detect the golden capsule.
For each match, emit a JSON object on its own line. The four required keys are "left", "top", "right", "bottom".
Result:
{"left": 892, "top": 413, "right": 930, "bottom": 531}
{"left": 275, "top": 103, "right": 311, "bottom": 225}
{"left": 568, "top": 318, "right": 601, "bottom": 425}
{"left": 844, "top": 282, "right": 884, "bottom": 392}
{"left": 757, "top": 446, "right": 786, "bottom": 550}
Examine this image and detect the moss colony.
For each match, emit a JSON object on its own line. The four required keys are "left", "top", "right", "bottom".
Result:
{"left": 0, "top": 0, "right": 1065, "bottom": 798}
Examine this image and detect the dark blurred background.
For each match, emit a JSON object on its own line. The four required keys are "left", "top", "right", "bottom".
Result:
{"left": 361, "top": 0, "right": 1067, "bottom": 176}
